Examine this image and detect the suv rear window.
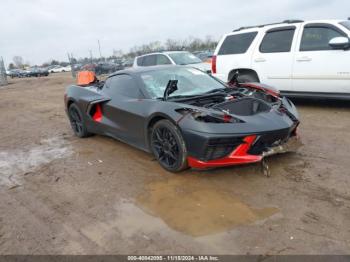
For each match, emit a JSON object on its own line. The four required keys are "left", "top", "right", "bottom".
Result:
{"left": 260, "top": 28, "right": 295, "bottom": 53}
{"left": 218, "top": 32, "right": 257, "bottom": 55}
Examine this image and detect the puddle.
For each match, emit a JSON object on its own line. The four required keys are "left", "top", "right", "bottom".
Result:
{"left": 0, "top": 137, "right": 72, "bottom": 187}
{"left": 137, "top": 176, "right": 278, "bottom": 237}
{"left": 79, "top": 199, "right": 175, "bottom": 249}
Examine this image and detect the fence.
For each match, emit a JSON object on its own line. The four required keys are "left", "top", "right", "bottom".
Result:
{"left": 0, "top": 57, "right": 8, "bottom": 86}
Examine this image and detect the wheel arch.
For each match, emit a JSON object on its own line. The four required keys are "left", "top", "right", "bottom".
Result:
{"left": 145, "top": 113, "right": 178, "bottom": 150}
{"left": 66, "top": 98, "right": 77, "bottom": 109}
{"left": 228, "top": 68, "right": 260, "bottom": 83}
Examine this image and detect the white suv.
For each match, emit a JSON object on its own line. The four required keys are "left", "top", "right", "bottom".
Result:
{"left": 212, "top": 19, "right": 350, "bottom": 99}
{"left": 133, "top": 51, "right": 211, "bottom": 73}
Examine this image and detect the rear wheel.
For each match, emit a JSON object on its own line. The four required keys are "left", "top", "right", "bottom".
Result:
{"left": 68, "top": 103, "right": 91, "bottom": 138}
{"left": 150, "top": 120, "right": 188, "bottom": 172}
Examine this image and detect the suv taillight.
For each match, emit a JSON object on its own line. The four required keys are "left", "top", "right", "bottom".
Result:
{"left": 211, "top": 55, "right": 217, "bottom": 74}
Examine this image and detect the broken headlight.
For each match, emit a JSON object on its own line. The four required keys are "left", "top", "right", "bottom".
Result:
{"left": 176, "top": 108, "right": 244, "bottom": 123}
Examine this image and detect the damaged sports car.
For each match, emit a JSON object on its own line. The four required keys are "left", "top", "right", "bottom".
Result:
{"left": 64, "top": 66, "right": 300, "bottom": 172}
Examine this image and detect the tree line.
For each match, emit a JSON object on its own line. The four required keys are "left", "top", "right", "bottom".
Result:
{"left": 8, "top": 35, "right": 218, "bottom": 69}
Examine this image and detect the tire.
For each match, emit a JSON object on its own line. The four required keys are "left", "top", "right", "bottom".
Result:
{"left": 68, "top": 103, "right": 91, "bottom": 138}
{"left": 150, "top": 120, "right": 188, "bottom": 172}
{"left": 236, "top": 73, "right": 259, "bottom": 83}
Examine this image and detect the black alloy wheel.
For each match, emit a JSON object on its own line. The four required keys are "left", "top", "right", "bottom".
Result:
{"left": 68, "top": 103, "right": 91, "bottom": 138}
{"left": 150, "top": 120, "right": 188, "bottom": 172}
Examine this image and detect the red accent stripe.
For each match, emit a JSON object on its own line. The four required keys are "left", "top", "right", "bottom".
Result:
{"left": 187, "top": 135, "right": 262, "bottom": 169}
{"left": 92, "top": 104, "right": 102, "bottom": 122}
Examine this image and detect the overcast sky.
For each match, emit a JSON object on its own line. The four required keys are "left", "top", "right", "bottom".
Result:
{"left": 1, "top": 0, "right": 349, "bottom": 66}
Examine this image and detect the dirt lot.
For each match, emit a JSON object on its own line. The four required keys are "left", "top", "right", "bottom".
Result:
{"left": 0, "top": 73, "right": 349, "bottom": 255}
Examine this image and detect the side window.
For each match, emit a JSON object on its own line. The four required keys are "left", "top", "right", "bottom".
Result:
{"left": 300, "top": 26, "right": 345, "bottom": 51}
{"left": 137, "top": 56, "right": 144, "bottom": 66}
{"left": 156, "top": 55, "right": 172, "bottom": 65}
{"left": 218, "top": 32, "right": 258, "bottom": 55}
{"left": 142, "top": 55, "right": 157, "bottom": 66}
{"left": 260, "top": 29, "right": 295, "bottom": 53}
{"left": 105, "top": 75, "right": 142, "bottom": 98}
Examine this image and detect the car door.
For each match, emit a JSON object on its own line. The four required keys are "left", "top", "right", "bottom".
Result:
{"left": 252, "top": 26, "right": 297, "bottom": 91}
{"left": 292, "top": 23, "right": 350, "bottom": 94}
{"left": 102, "top": 74, "right": 147, "bottom": 148}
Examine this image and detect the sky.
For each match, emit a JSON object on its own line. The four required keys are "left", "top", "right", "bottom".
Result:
{"left": 0, "top": 0, "right": 349, "bottom": 66}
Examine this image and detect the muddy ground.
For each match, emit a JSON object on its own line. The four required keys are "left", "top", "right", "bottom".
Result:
{"left": 0, "top": 73, "right": 349, "bottom": 255}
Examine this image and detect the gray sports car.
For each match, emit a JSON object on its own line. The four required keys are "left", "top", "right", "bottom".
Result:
{"left": 64, "top": 66, "right": 300, "bottom": 172}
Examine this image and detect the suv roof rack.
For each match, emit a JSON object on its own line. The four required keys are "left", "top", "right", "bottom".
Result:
{"left": 233, "top": 19, "right": 304, "bottom": 32}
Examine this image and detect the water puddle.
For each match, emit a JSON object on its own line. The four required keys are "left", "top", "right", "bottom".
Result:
{"left": 137, "top": 176, "right": 278, "bottom": 236}
{"left": 0, "top": 137, "right": 72, "bottom": 187}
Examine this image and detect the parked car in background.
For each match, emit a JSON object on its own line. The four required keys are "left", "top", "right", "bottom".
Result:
{"left": 49, "top": 65, "right": 71, "bottom": 73}
{"left": 212, "top": 19, "right": 350, "bottom": 99}
{"left": 27, "top": 67, "right": 49, "bottom": 77}
{"left": 193, "top": 50, "right": 214, "bottom": 63}
{"left": 133, "top": 51, "right": 211, "bottom": 73}
{"left": 95, "top": 62, "right": 124, "bottom": 75}
{"left": 7, "top": 69, "right": 27, "bottom": 78}
{"left": 123, "top": 58, "right": 134, "bottom": 68}
{"left": 72, "top": 63, "right": 83, "bottom": 71}
{"left": 81, "top": 63, "right": 98, "bottom": 72}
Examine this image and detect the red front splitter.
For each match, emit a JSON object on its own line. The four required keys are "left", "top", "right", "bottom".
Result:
{"left": 187, "top": 135, "right": 262, "bottom": 169}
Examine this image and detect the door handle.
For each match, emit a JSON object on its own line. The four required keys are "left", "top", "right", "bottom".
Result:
{"left": 296, "top": 56, "right": 312, "bottom": 62}
{"left": 254, "top": 57, "right": 266, "bottom": 62}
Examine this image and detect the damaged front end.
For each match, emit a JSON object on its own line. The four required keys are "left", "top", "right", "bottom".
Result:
{"left": 172, "top": 82, "right": 301, "bottom": 169}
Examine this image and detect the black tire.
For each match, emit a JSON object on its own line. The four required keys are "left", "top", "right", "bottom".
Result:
{"left": 150, "top": 120, "right": 188, "bottom": 172}
{"left": 68, "top": 103, "right": 91, "bottom": 138}
{"left": 236, "top": 73, "right": 259, "bottom": 83}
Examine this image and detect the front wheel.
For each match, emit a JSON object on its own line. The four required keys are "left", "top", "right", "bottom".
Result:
{"left": 150, "top": 120, "right": 188, "bottom": 172}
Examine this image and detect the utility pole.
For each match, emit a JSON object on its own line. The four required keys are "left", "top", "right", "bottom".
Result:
{"left": 98, "top": 40, "right": 102, "bottom": 59}
{"left": 89, "top": 50, "right": 93, "bottom": 63}
{"left": 67, "top": 52, "right": 76, "bottom": 78}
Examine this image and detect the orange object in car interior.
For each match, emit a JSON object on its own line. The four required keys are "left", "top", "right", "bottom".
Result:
{"left": 77, "top": 71, "right": 97, "bottom": 86}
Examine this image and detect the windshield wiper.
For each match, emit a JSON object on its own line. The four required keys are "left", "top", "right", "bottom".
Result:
{"left": 167, "top": 94, "right": 199, "bottom": 100}
{"left": 202, "top": 88, "right": 230, "bottom": 94}
{"left": 163, "top": 80, "right": 178, "bottom": 101}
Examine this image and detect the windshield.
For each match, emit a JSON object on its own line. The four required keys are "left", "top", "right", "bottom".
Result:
{"left": 167, "top": 52, "right": 202, "bottom": 65}
{"left": 140, "top": 67, "right": 225, "bottom": 99}
{"left": 340, "top": 21, "right": 350, "bottom": 31}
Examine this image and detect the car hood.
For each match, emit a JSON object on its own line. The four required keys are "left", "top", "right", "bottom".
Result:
{"left": 185, "top": 62, "right": 211, "bottom": 73}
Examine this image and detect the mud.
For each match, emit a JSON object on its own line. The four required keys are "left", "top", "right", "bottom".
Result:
{"left": 138, "top": 176, "right": 278, "bottom": 236}
{"left": 0, "top": 73, "right": 350, "bottom": 255}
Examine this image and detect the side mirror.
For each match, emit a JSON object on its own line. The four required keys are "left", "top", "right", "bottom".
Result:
{"left": 329, "top": 37, "right": 350, "bottom": 50}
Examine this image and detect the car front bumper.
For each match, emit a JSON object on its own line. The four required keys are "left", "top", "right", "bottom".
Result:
{"left": 187, "top": 135, "right": 301, "bottom": 169}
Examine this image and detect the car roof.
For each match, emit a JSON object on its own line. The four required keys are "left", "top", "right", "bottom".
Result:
{"left": 228, "top": 19, "right": 344, "bottom": 35}
{"left": 135, "top": 51, "right": 189, "bottom": 58}
{"left": 108, "top": 65, "right": 189, "bottom": 77}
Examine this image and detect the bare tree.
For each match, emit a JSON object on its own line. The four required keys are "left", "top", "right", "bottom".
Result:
{"left": 8, "top": 63, "right": 15, "bottom": 70}
{"left": 13, "top": 56, "right": 24, "bottom": 69}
